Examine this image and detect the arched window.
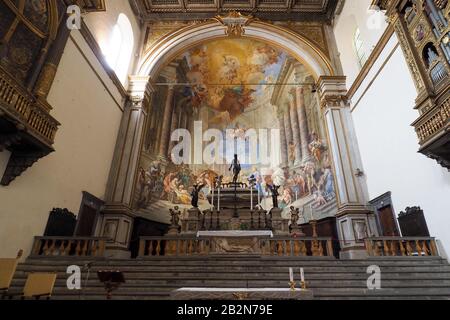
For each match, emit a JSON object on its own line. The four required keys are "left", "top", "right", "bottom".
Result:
{"left": 103, "top": 14, "right": 134, "bottom": 84}
{"left": 353, "top": 28, "right": 368, "bottom": 68}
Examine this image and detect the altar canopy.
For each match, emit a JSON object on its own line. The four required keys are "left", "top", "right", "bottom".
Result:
{"left": 133, "top": 38, "right": 337, "bottom": 224}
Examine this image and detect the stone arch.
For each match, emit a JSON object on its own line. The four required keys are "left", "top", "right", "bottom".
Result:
{"left": 137, "top": 19, "right": 335, "bottom": 80}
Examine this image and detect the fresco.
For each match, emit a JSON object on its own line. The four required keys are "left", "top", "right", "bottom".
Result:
{"left": 134, "top": 38, "right": 337, "bottom": 224}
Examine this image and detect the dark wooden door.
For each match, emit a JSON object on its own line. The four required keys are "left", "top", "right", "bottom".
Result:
{"left": 75, "top": 205, "right": 98, "bottom": 236}
{"left": 379, "top": 206, "right": 399, "bottom": 236}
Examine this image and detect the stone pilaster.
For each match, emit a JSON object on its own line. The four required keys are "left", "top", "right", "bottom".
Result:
{"left": 317, "top": 76, "right": 377, "bottom": 259}
{"left": 99, "top": 76, "right": 153, "bottom": 258}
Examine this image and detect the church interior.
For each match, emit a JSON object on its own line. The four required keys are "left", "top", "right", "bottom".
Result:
{"left": 0, "top": 0, "right": 449, "bottom": 300}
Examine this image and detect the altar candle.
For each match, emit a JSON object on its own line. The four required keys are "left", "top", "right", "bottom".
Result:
{"left": 289, "top": 267, "right": 294, "bottom": 282}
{"left": 295, "top": 190, "right": 298, "bottom": 202}
{"left": 300, "top": 268, "right": 305, "bottom": 283}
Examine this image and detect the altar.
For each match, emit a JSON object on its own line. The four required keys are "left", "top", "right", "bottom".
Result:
{"left": 171, "top": 288, "right": 314, "bottom": 300}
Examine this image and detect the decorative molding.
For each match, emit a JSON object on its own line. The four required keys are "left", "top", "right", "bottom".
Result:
{"left": 213, "top": 11, "right": 255, "bottom": 37}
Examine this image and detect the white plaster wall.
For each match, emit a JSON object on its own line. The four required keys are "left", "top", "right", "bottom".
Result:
{"left": 83, "top": 0, "right": 142, "bottom": 88}
{"left": 351, "top": 47, "right": 450, "bottom": 254}
{"left": 334, "top": 1, "right": 450, "bottom": 254}
{"left": 0, "top": 36, "right": 122, "bottom": 258}
{"left": 334, "top": 0, "right": 388, "bottom": 86}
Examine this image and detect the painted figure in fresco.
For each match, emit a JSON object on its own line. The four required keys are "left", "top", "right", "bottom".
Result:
{"left": 312, "top": 190, "right": 327, "bottom": 208}
{"left": 280, "top": 188, "right": 293, "bottom": 209}
{"left": 268, "top": 184, "right": 281, "bottom": 208}
{"left": 288, "top": 142, "right": 296, "bottom": 164}
{"left": 229, "top": 154, "right": 241, "bottom": 184}
{"left": 136, "top": 167, "right": 150, "bottom": 208}
{"left": 191, "top": 184, "right": 205, "bottom": 208}
{"left": 309, "top": 132, "right": 326, "bottom": 163}
{"left": 197, "top": 170, "right": 219, "bottom": 194}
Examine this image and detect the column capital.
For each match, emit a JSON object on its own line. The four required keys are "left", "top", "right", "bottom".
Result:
{"left": 317, "top": 76, "right": 349, "bottom": 109}
{"left": 128, "top": 75, "right": 154, "bottom": 103}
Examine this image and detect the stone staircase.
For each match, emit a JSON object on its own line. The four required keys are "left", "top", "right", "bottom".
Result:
{"left": 9, "top": 255, "right": 450, "bottom": 300}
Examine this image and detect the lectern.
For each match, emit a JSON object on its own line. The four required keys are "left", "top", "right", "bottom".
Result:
{"left": 97, "top": 270, "right": 125, "bottom": 300}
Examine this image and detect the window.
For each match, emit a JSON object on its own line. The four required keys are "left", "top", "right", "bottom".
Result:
{"left": 353, "top": 28, "right": 368, "bottom": 69}
{"left": 103, "top": 14, "right": 134, "bottom": 84}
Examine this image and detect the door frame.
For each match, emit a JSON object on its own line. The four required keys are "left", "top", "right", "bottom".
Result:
{"left": 74, "top": 191, "right": 104, "bottom": 236}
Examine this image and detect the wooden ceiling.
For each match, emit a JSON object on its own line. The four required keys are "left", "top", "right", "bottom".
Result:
{"left": 129, "top": 0, "right": 342, "bottom": 21}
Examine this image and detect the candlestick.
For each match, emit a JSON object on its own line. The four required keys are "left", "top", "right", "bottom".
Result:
{"left": 211, "top": 186, "right": 215, "bottom": 211}
{"left": 300, "top": 268, "right": 306, "bottom": 289}
{"left": 218, "top": 187, "right": 221, "bottom": 212}
{"left": 289, "top": 267, "right": 293, "bottom": 282}
{"left": 250, "top": 185, "right": 253, "bottom": 211}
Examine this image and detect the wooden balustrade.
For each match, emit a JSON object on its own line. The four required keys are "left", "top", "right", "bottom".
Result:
{"left": 31, "top": 237, "right": 108, "bottom": 258}
{"left": 365, "top": 237, "right": 439, "bottom": 257}
{"left": 259, "top": 237, "right": 334, "bottom": 257}
{"left": 138, "top": 236, "right": 335, "bottom": 258}
{"left": 0, "top": 69, "right": 59, "bottom": 145}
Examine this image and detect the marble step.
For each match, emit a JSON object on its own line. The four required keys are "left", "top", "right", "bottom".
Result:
{"left": 15, "top": 264, "right": 450, "bottom": 273}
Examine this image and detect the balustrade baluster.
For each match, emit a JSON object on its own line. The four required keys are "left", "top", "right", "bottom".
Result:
{"left": 75, "top": 240, "right": 82, "bottom": 256}
{"left": 318, "top": 241, "right": 324, "bottom": 257}
{"left": 390, "top": 240, "right": 397, "bottom": 256}
{"left": 43, "top": 240, "right": 50, "bottom": 256}
{"left": 383, "top": 240, "right": 390, "bottom": 256}
{"left": 430, "top": 240, "right": 438, "bottom": 256}
{"left": 399, "top": 241, "right": 406, "bottom": 256}
{"left": 300, "top": 241, "right": 307, "bottom": 256}
{"left": 415, "top": 240, "right": 422, "bottom": 256}
{"left": 59, "top": 241, "right": 66, "bottom": 256}
{"left": 148, "top": 240, "right": 154, "bottom": 256}
{"left": 82, "top": 240, "right": 88, "bottom": 256}
{"left": 138, "top": 240, "right": 145, "bottom": 257}
{"left": 421, "top": 241, "right": 430, "bottom": 256}
{"left": 277, "top": 241, "right": 284, "bottom": 256}
{"left": 406, "top": 241, "right": 413, "bottom": 256}
{"left": 156, "top": 240, "right": 161, "bottom": 256}
{"left": 293, "top": 240, "right": 300, "bottom": 256}
{"left": 373, "top": 241, "right": 381, "bottom": 256}
{"left": 327, "top": 240, "right": 333, "bottom": 257}
{"left": 91, "top": 240, "right": 98, "bottom": 257}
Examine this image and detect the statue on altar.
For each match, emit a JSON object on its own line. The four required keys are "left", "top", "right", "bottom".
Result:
{"left": 169, "top": 206, "right": 181, "bottom": 226}
{"left": 229, "top": 154, "right": 241, "bottom": 184}
{"left": 191, "top": 184, "right": 205, "bottom": 208}
{"left": 268, "top": 184, "right": 281, "bottom": 208}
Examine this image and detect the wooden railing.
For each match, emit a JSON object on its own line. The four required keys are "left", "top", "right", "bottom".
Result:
{"left": 260, "top": 237, "right": 334, "bottom": 257}
{"left": 31, "top": 237, "right": 108, "bottom": 258}
{"left": 0, "top": 68, "right": 59, "bottom": 145}
{"left": 365, "top": 237, "right": 439, "bottom": 257}
{"left": 415, "top": 97, "right": 449, "bottom": 144}
{"left": 138, "top": 236, "right": 335, "bottom": 258}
